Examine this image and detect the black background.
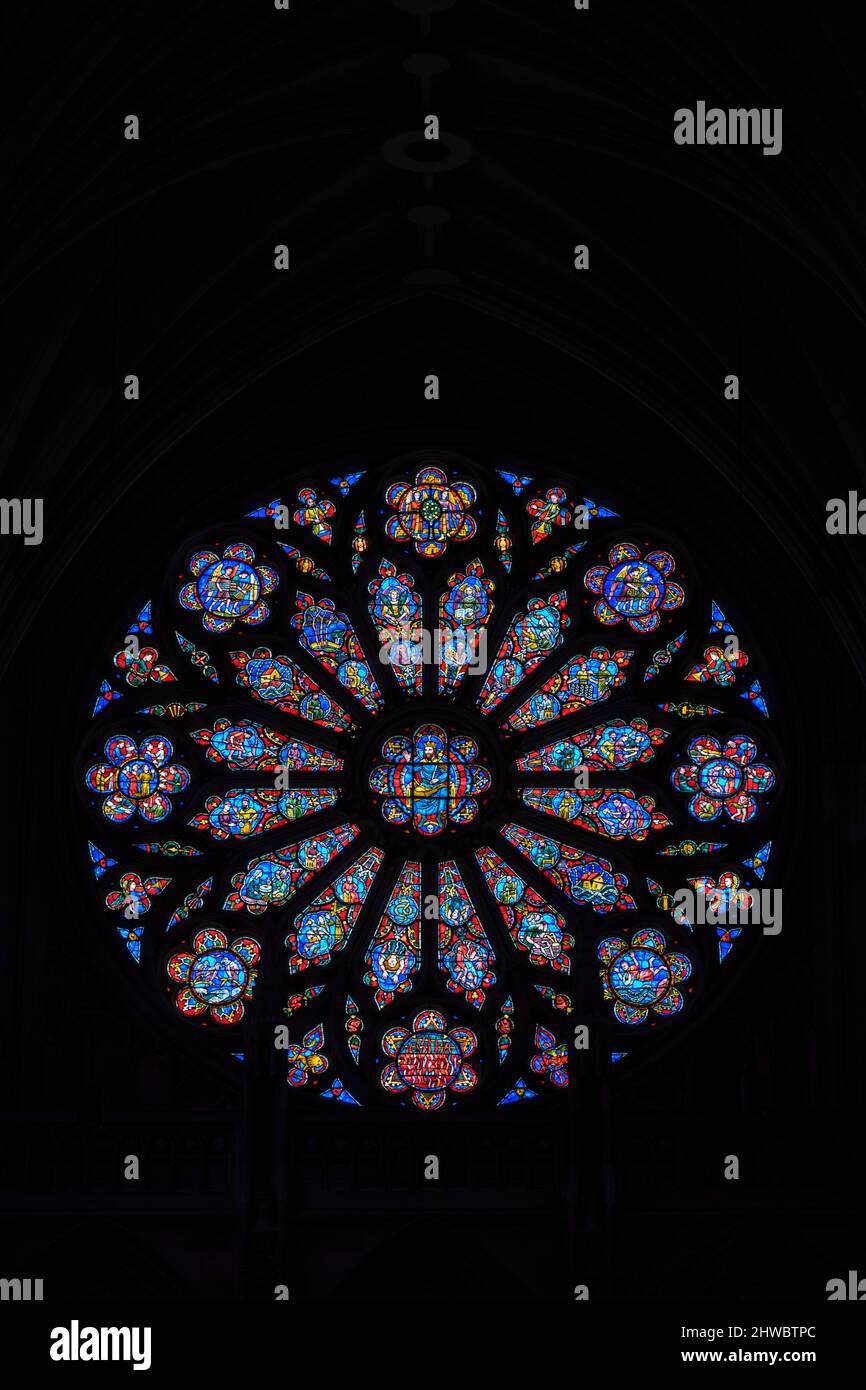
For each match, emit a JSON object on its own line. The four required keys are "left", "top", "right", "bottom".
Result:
{"left": 1, "top": 0, "right": 865, "bottom": 1306}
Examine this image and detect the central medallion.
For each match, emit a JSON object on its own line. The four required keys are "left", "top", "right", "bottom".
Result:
{"left": 369, "top": 722, "right": 491, "bottom": 835}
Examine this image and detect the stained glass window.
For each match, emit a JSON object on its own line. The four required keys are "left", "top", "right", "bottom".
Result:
{"left": 79, "top": 459, "right": 781, "bottom": 1109}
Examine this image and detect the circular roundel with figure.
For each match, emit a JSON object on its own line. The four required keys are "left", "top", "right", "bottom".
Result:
{"left": 78, "top": 454, "right": 782, "bottom": 1111}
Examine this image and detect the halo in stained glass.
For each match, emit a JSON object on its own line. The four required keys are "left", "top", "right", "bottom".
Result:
{"left": 78, "top": 454, "right": 782, "bottom": 1109}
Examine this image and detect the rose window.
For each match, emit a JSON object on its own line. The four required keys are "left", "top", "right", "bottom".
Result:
{"left": 79, "top": 457, "right": 781, "bottom": 1110}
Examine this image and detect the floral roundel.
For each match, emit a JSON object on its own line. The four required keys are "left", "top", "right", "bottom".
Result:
{"left": 79, "top": 457, "right": 782, "bottom": 1111}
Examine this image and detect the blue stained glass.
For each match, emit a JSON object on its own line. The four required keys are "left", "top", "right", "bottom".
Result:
{"left": 370, "top": 725, "right": 491, "bottom": 835}
{"left": 741, "top": 679, "right": 769, "bottom": 716}
{"left": 437, "top": 860, "right": 496, "bottom": 1008}
{"left": 88, "top": 841, "right": 117, "bottom": 879}
{"left": 80, "top": 467, "right": 779, "bottom": 1108}
{"left": 368, "top": 559, "right": 423, "bottom": 698}
{"left": 582, "top": 497, "right": 618, "bottom": 519}
{"left": 499, "top": 1078, "right": 538, "bottom": 1104}
{"left": 189, "top": 786, "right": 338, "bottom": 840}
{"left": 277, "top": 543, "right": 331, "bottom": 581}
{"left": 521, "top": 786, "right": 669, "bottom": 841}
{"left": 496, "top": 469, "right": 533, "bottom": 494}
{"left": 232, "top": 647, "right": 353, "bottom": 730}
{"left": 322, "top": 1078, "right": 360, "bottom": 1105}
{"left": 494, "top": 509, "right": 512, "bottom": 571}
{"left": 532, "top": 541, "right": 586, "bottom": 579}
{"left": 291, "top": 592, "right": 382, "bottom": 713}
{"left": 643, "top": 630, "right": 687, "bottom": 681}
{"left": 478, "top": 592, "right": 570, "bottom": 714}
{"left": 93, "top": 679, "right": 120, "bottom": 716}
{"left": 505, "top": 646, "right": 632, "bottom": 732}
{"left": 128, "top": 601, "right": 153, "bottom": 635}
{"left": 710, "top": 600, "right": 735, "bottom": 634}
{"left": 517, "top": 717, "right": 666, "bottom": 774}
{"left": 119, "top": 929, "right": 142, "bottom": 962}
{"left": 363, "top": 861, "right": 422, "bottom": 1008}
{"left": 501, "top": 823, "right": 637, "bottom": 913}
{"left": 330, "top": 470, "right": 365, "bottom": 495}
{"left": 476, "top": 846, "right": 574, "bottom": 973}
{"left": 286, "top": 847, "right": 383, "bottom": 973}
{"left": 742, "top": 840, "right": 772, "bottom": 880}
{"left": 437, "top": 560, "right": 495, "bottom": 696}
{"left": 246, "top": 497, "right": 282, "bottom": 519}
{"left": 224, "top": 825, "right": 359, "bottom": 914}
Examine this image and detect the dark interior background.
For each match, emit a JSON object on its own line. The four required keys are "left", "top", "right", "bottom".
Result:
{"left": 1, "top": 0, "right": 864, "bottom": 1300}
